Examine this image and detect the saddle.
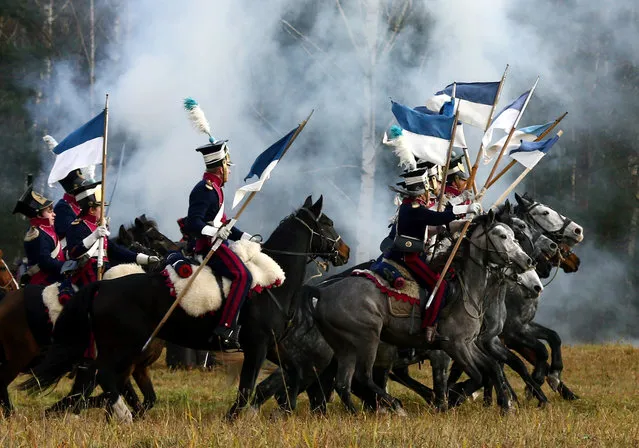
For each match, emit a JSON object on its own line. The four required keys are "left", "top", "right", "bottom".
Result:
{"left": 162, "top": 240, "right": 285, "bottom": 318}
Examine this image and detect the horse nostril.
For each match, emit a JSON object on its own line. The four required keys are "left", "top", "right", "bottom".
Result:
{"left": 549, "top": 242, "right": 558, "bottom": 251}
{"left": 574, "top": 227, "right": 582, "bottom": 235}
{"left": 527, "top": 257, "right": 533, "bottom": 266}
{"left": 534, "top": 285, "right": 542, "bottom": 293}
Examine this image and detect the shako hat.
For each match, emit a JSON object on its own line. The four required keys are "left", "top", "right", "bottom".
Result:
{"left": 391, "top": 168, "right": 430, "bottom": 196}
{"left": 446, "top": 150, "right": 468, "bottom": 181}
{"left": 195, "top": 140, "right": 230, "bottom": 169}
{"left": 58, "top": 169, "right": 88, "bottom": 194}
{"left": 13, "top": 186, "right": 53, "bottom": 218}
{"left": 74, "top": 181, "right": 108, "bottom": 209}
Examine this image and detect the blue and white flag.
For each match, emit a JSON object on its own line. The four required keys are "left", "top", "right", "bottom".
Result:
{"left": 232, "top": 127, "right": 298, "bottom": 208}
{"left": 425, "top": 82, "right": 500, "bottom": 129}
{"left": 391, "top": 101, "right": 454, "bottom": 165}
{"left": 509, "top": 134, "right": 560, "bottom": 169}
{"left": 483, "top": 121, "right": 553, "bottom": 164}
{"left": 414, "top": 105, "right": 467, "bottom": 149}
{"left": 47, "top": 111, "right": 105, "bottom": 186}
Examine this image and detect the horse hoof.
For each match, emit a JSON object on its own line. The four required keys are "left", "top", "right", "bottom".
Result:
{"left": 112, "top": 397, "right": 133, "bottom": 424}
{"left": 393, "top": 407, "right": 408, "bottom": 418}
{"left": 269, "top": 408, "right": 291, "bottom": 421}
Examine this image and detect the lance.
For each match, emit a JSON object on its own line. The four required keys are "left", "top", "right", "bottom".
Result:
{"left": 465, "top": 64, "right": 509, "bottom": 192}
{"left": 485, "top": 112, "right": 567, "bottom": 189}
{"left": 97, "top": 94, "right": 110, "bottom": 281}
{"left": 425, "top": 75, "right": 540, "bottom": 310}
{"left": 462, "top": 148, "right": 477, "bottom": 195}
{"left": 492, "top": 129, "right": 563, "bottom": 208}
{"left": 141, "top": 111, "right": 314, "bottom": 352}
{"left": 480, "top": 76, "right": 540, "bottom": 195}
{"left": 436, "top": 88, "right": 460, "bottom": 212}
{"left": 107, "top": 143, "right": 126, "bottom": 213}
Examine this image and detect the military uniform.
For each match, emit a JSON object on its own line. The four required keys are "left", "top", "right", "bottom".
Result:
{"left": 66, "top": 181, "right": 145, "bottom": 287}
{"left": 13, "top": 187, "right": 66, "bottom": 286}
{"left": 184, "top": 139, "right": 252, "bottom": 348}
{"left": 54, "top": 169, "right": 90, "bottom": 241}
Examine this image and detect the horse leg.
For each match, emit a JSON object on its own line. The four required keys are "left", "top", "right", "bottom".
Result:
{"left": 45, "top": 363, "right": 99, "bottom": 416}
{"left": 306, "top": 361, "right": 336, "bottom": 415}
{"left": 505, "top": 331, "right": 550, "bottom": 394}
{"left": 388, "top": 366, "right": 434, "bottom": 404}
{"left": 429, "top": 350, "right": 450, "bottom": 412}
{"left": 528, "top": 322, "right": 578, "bottom": 400}
{"left": 251, "top": 368, "right": 285, "bottom": 410}
{"left": 444, "top": 342, "right": 483, "bottom": 408}
{"left": 446, "top": 360, "right": 464, "bottom": 387}
{"left": 227, "top": 340, "right": 268, "bottom": 420}
{"left": 333, "top": 352, "right": 359, "bottom": 413}
{"left": 97, "top": 366, "right": 133, "bottom": 423}
{"left": 132, "top": 366, "right": 157, "bottom": 416}
{"left": 474, "top": 345, "right": 513, "bottom": 413}
{"left": 496, "top": 342, "right": 548, "bottom": 407}
{"left": 120, "top": 377, "right": 144, "bottom": 418}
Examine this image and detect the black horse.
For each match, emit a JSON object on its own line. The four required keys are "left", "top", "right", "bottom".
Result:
{"left": 21, "top": 196, "right": 350, "bottom": 421}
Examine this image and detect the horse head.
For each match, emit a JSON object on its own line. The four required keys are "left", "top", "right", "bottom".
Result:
{"left": 468, "top": 210, "right": 533, "bottom": 274}
{"left": 296, "top": 195, "right": 350, "bottom": 267}
{"left": 514, "top": 193, "right": 584, "bottom": 249}
{"left": 507, "top": 268, "right": 544, "bottom": 299}
{"left": 132, "top": 215, "right": 181, "bottom": 256}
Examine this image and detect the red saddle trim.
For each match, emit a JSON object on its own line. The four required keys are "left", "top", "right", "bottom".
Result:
{"left": 351, "top": 270, "right": 419, "bottom": 306}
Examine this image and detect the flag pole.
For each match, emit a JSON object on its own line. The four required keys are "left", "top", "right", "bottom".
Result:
{"left": 485, "top": 111, "right": 567, "bottom": 189}
{"left": 462, "top": 148, "right": 477, "bottom": 195}
{"left": 491, "top": 130, "right": 563, "bottom": 208}
{"left": 141, "top": 110, "right": 314, "bottom": 352}
{"left": 480, "top": 76, "right": 540, "bottom": 194}
{"left": 436, "top": 107, "right": 460, "bottom": 211}
{"left": 466, "top": 64, "right": 509, "bottom": 192}
{"left": 97, "top": 94, "right": 109, "bottom": 281}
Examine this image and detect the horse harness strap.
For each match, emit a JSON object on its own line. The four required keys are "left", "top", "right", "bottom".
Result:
{"left": 525, "top": 202, "right": 573, "bottom": 239}
{"left": 265, "top": 288, "right": 296, "bottom": 343}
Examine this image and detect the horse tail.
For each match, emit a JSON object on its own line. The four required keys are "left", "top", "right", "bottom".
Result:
{"left": 19, "top": 281, "right": 100, "bottom": 394}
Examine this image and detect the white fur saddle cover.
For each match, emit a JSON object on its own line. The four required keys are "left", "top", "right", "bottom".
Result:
{"left": 163, "top": 239, "right": 285, "bottom": 318}
{"left": 42, "top": 264, "right": 145, "bottom": 326}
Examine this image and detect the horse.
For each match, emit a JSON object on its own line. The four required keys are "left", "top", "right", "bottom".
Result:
{"left": 0, "top": 217, "right": 165, "bottom": 418}
{"left": 0, "top": 249, "right": 19, "bottom": 300}
{"left": 501, "top": 193, "right": 584, "bottom": 400}
{"left": 313, "top": 211, "right": 534, "bottom": 414}
{"left": 21, "top": 195, "right": 350, "bottom": 422}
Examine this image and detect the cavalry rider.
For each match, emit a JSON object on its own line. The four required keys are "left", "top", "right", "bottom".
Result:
{"left": 184, "top": 139, "right": 253, "bottom": 349}
{"left": 443, "top": 150, "right": 472, "bottom": 208}
{"left": 385, "top": 167, "right": 481, "bottom": 342}
{"left": 66, "top": 181, "right": 158, "bottom": 286}
{"left": 12, "top": 186, "right": 65, "bottom": 286}
{"left": 54, "top": 169, "right": 89, "bottom": 241}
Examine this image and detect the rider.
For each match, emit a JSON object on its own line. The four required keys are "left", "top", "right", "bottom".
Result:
{"left": 385, "top": 166, "right": 481, "bottom": 342}
{"left": 13, "top": 186, "right": 65, "bottom": 286}
{"left": 66, "top": 180, "right": 158, "bottom": 287}
{"left": 184, "top": 139, "right": 253, "bottom": 349}
{"left": 54, "top": 169, "right": 90, "bottom": 241}
{"left": 443, "top": 150, "right": 472, "bottom": 208}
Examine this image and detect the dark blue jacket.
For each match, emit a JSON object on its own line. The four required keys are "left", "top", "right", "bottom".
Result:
{"left": 395, "top": 199, "right": 456, "bottom": 240}
{"left": 66, "top": 217, "right": 137, "bottom": 265}
{"left": 184, "top": 175, "right": 244, "bottom": 242}
{"left": 23, "top": 223, "right": 65, "bottom": 285}
{"left": 54, "top": 196, "right": 81, "bottom": 239}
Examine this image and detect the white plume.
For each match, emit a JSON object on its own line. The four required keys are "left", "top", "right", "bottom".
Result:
{"left": 42, "top": 135, "right": 58, "bottom": 152}
{"left": 184, "top": 98, "right": 213, "bottom": 138}
{"left": 81, "top": 165, "right": 97, "bottom": 181}
{"left": 382, "top": 133, "right": 417, "bottom": 171}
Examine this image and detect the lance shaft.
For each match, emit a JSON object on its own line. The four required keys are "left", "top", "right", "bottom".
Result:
{"left": 436, "top": 108, "right": 461, "bottom": 212}
{"left": 141, "top": 111, "right": 314, "bottom": 352}
{"left": 97, "top": 94, "right": 109, "bottom": 281}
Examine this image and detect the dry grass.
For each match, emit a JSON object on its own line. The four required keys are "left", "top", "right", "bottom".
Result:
{"left": 2, "top": 344, "right": 638, "bottom": 447}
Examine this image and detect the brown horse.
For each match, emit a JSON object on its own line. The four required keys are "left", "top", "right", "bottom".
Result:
{"left": 0, "top": 219, "right": 167, "bottom": 418}
{"left": 0, "top": 250, "right": 19, "bottom": 298}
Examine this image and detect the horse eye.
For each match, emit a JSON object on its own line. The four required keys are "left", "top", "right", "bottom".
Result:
{"left": 518, "top": 224, "right": 525, "bottom": 229}
{"left": 501, "top": 234, "right": 507, "bottom": 240}
{"left": 543, "top": 211, "right": 550, "bottom": 216}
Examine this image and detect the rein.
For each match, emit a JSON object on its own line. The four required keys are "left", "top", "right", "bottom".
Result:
{"left": 523, "top": 202, "right": 573, "bottom": 241}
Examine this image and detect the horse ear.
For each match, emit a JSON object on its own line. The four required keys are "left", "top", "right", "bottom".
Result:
{"left": 514, "top": 192, "right": 528, "bottom": 208}
{"left": 135, "top": 217, "right": 144, "bottom": 229}
{"left": 310, "top": 195, "right": 323, "bottom": 215}
{"left": 488, "top": 209, "right": 495, "bottom": 224}
{"left": 303, "top": 195, "right": 313, "bottom": 209}
{"left": 118, "top": 225, "right": 129, "bottom": 242}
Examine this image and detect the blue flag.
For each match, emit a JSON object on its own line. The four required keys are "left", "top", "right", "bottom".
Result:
{"left": 426, "top": 81, "right": 500, "bottom": 128}
{"left": 509, "top": 135, "right": 560, "bottom": 169}
{"left": 233, "top": 127, "right": 298, "bottom": 207}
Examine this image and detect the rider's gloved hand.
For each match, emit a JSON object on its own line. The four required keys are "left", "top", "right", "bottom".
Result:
{"left": 240, "top": 232, "right": 252, "bottom": 241}
{"left": 82, "top": 225, "right": 110, "bottom": 248}
{"left": 469, "top": 202, "right": 483, "bottom": 215}
{"left": 217, "top": 224, "right": 232, "bottom": 241}
{"left": 136, "top": 254, "right": 161, "bottom": 265}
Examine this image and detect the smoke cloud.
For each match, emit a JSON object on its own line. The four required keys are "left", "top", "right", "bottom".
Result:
{"left": 30, "top": 0, "right": 638, "bottom": 342}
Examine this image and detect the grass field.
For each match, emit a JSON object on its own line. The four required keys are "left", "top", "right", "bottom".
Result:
{"left": 2, "top": 344, "right": 638, "bottom": 447}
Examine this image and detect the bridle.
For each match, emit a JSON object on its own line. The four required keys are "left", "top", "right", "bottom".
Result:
{"left": 465, "top": 221, "right": 521, "bottom": 271}
{"left": 0, "top": 259, "right": 19, "bottom": 291}
{"left": 520, "top": 201, "right": 574, "bottom": 242}
{"left": 264, "top": 207, "right": 343, "bottom": 265}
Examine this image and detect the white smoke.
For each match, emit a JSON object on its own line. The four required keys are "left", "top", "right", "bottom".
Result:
{"left": 29, "top": 0, "right": 638, "bottom": 341}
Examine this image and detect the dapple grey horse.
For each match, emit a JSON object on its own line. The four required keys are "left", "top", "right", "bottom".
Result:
{"left": 314, "top": 212, "right": 534, "bottom": 414}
